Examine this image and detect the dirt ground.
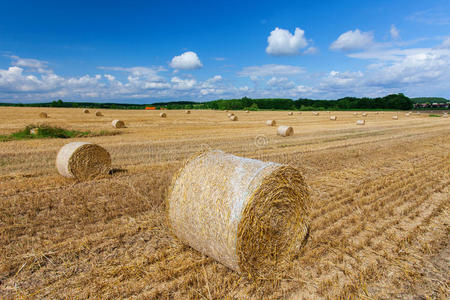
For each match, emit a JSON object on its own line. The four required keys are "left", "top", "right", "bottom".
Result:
{"left": 0, "top": 107, "right": 449, "bottom": 299}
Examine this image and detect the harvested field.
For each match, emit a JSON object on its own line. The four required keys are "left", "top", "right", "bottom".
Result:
{"left": 0, "top": 107, "right": 449, "bottom": 299}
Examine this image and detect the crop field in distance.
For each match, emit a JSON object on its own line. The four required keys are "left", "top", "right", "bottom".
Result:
{"left": 0, "top": 107, "right": 449, "bottom": 299}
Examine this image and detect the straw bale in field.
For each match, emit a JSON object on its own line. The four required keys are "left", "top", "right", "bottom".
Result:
{"left": 83, "top": 109, "right": 90, "bottom": 113}
{"left": 266, "top": 120, "right": 276, "bottom": 126}
{"left": 39, "top": 112, "right": 48, "bottom": 118}
{"left": 185, "top": 110, "right": 191, "bottom": 114}
{"left": 95, "top": 111, "right": 103, "bottom": 116}
{"left": 330, "top": 116, "right": 337, "bottom": 121}
{"left": 160, "top": 112, "right": 167, "bottom": 118}
{"left": 227, "top": 113, "right": 234, "bottom": 117}
{"left": 245, "top": 110, "right": 249, "bottom": 113}
{"left": 313, "top": 112, "right": 319, "bottom": 116}
{"left": 167, "top": 150, "right": 310, "bottom": 277}
{"left": 356, "top": 120, "right": 365, "bottom": 125}
{"left": 362, "top": 113, "right": 367, "bottom": 117}
{"left": 288, "top": 112, "right": 293, "bottom": 115}
{"left": 56, "top": 142, "right": 111, "bottom": 180}
{"left": 230, "top": 115, "right": 238, "bottom": 121}
{"left": 112, "top": 119, "right": 125, "bottom": 128}
{"left": 277, "top": 125, "right": 294, "bottom": 136}
{"left": 392, "top": 115, "right": 398, "bottom": 120}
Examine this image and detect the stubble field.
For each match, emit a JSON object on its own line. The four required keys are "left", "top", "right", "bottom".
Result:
{"left": 0, "top": 107, "right": 449, "bottom": 299}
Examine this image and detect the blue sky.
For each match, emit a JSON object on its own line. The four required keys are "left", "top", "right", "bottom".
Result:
{"left": 0, "top": 0, "right": 449, "bottom": 103}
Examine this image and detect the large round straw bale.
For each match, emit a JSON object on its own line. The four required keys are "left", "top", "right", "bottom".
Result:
{"left": 266, "top": 119, "right": 276, "bottom": 126}
{"left": 160, "top": 112, "right": 167, "bottom": 118}
{"left": 277, "top": 125, "right": 294, "bottom": 136}
{"left": 83, "top": 109, "right": 90, "bottom": 113}
{"left": 39, "top": 112, "right": 48, "bottom": 118}
{"left": 230, "top": 115, "right": 238, "bottom": 121}
{"left": 185, "top": 110, "right": 191, "bottom": 114}
{"left": 356, "top": 119, "right": 365, "bottom": 125}
{"left": 288, "top": 112, "right": 293, "bottom": 115}
{"left": 167, "top": 150, "right": 310, "bottom": 277}
{"left": 56, "top": 142, "right": 111, "bottom": 180}
{"left": 392, "top": 115, "right": 398, "bottom": 120}
{"left": 112, "top": 119, "right": 125, "bottom": 128}
{"left": 330, "top": 116, "right": 337, "bottom": 121}
{"left": 95, "top": 111, "right": 103, "bottom": 116}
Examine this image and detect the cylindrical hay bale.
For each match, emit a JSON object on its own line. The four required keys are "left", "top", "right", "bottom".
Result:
{"left": 313, "top": 112, "right": 319, "bottom": 116}
{"left": 227, "top": 113, "right": 234, "bottom": 117}
{"left": 245, "top": 110, "right": 249, "bottom": 113}
{"left": 95, "top": 111, "right": 103, "bottom": 116}
{"left": 230, "top": 115, "right": 238, "bottom": 121}
{"left": 353, "top": 112, "right": 357, "bottom": 115}
{"left": 112, "top": 119, "right": 125, "bottom": 128}
{"left": 330, "top": 116, "right": 337, "bottom": 121}
{"left": 39, "top": 112, "right": 48, "bottom": 118}
{"left": 30, "top": 128, "right": 39, "bottom": 135}
{"left": 56, "top": 142, "right": 111, "bottom": 180}
{"left": 288, "top": 112, "right": 293, "bottom": 115}
{"left": 266, "top": 120, "right": 276, "bottom": 126}
{"left": 185, "top": 110, "right": 191, "bottom": 114}
{"left": 356, "top": 119, "right": 365, "bottom": 125}
{"left": 392, "top": 115, "right": 398, "bottom": 120}
{"left": 362, "top": 113, "right": 367, "bottom": 117}
{"left": 167, "top": 150, "right": 310, "bottom": 277}
{"left": 160, "top": 112, "right": 167, "bottom": 118}
{"left": 277, "top": 125, "right": 294, "bottom": 136}
{"left": 83, "top": 109, "right": 90, "bottom": 114}
{"left": 376, "top": 112, "right": 379, "bottom": 114}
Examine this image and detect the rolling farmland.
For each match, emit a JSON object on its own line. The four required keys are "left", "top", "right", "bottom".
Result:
{"left": 1, "top": 107, "right": 449, "bottom": 299}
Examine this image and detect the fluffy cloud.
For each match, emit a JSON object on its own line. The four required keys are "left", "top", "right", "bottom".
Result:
{"left": 171, "top": 76, "right": 197, "bottom": 90}
{"left": 238, "top": 64, "right": 304, "bottom": 78}
{"left": 390, "top": 25, "right": 400, "bottom": 40}
{"left": 330, "top": 29, "right": 374, "bottom": 51}
{"left": 9, "top": 55, "right": 51, "bottom": 74}
{"left": 266, "top": 27, "right": 308, "bottom": 56}
{"left": 170, "top": 51, "right": 203, "bottom": 70}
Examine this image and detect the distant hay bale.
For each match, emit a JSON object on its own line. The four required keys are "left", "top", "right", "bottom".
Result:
{"left": 245, "top": 110, "right": 249, "bottom": 113}
{"left": 39, "top": 112, "right": 48, "bottom": 118}
{"left": 225, "top": 110, "right": 229, "bottom": 112}
{"left": 392, "top": 115, "right": 398, "bottom": 120}
{"left": 362, "top": 113, "right": 367, "bottom": 117}
{"left": 112, "top": 119, "right": 125, "bottom": 128}
{"left": 266, "top": 120, "right": 276, "bottom": 126}
{"left": 313, "top": 112, "right": 319, "bottom": 116}
{"left": 443, "top": 114, "right": 448, "bottom": 118}
{"left": 277, "top": 125, "right": 294, "bottom": 137}
{"left": 288, "top": 112, "right": 293, "bottom": 115}
{"left": 353, "top": 112, "right": 357, "bottom": 116}
{"left": 95, "top": 111, "right": 103, "bottom": 116}
{"left": 230, "top": 115, "right": 238, "bottom": 121}
{"left": 227, "top": 113, "right": 234, "bottom": 117}
{"left": 83, "top": 109, "right": 90, "bottom": 114}
{"left": 30, "top": 128, "right": 39, "bottom": 135}
{"left": 376, "top": 112, "right": 379, "bottom": 114}
{"left": 356, "top": 120, "right": 365, "bottom": 125}
{"left": 167, "top": 150, "right": 310, "bottom": 277}
{"left": 185, "top": 110, "right": 191, "bottom": 114}
{"left": 330, "top": 116, "right": 337, "bottom": 121}
{"left": 160, "top": 112, "right": 167, "bottom": 118}
{"left": 297, "top": 112, "right": 302, "bottom": 115}
{"left": 405, "top": 113, "right": 410, "bottom": 116}
{"left": 56, "top": 142, "right": 111, "bottom": 180}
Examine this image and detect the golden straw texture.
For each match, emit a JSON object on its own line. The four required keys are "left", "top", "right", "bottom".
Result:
{"left": 277, "top": 125, "right": 294, "bottom": 137}
{"left": 56, "top": 142, "right": 111, "bottom": 180}
{"left": 39, "top": 112, "right": 48, "bottom": 118}
{"left": 167, "top": 150, "right": 310, "bottom": 278}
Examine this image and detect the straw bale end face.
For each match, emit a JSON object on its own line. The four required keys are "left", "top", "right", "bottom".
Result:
{"left": 95, "top": 111, "right": 103, "bottom": 116}
{"left": 288, "top": 112, "right": 293, "bottom": 115}
{"left": 39, "top": 112, "right": 48, "bottom": 118}
{"left": 356, "top": 119, "right": 365, "bottom": 125}
{"left": 330, "top": 116, "right": 337, "bottom": 121}
{"left": 185, "top": 110, "right": 191, "bottom": 114}
{"left": 167, "top": 150, "right": 310, "bottom": 278}
{"left": 160, "top": 112, "right": 167, "bottom": 118}
{"left": 112, "top": 120, "right": 125, "bottom": 128}
{"left": 266, "top": 120, "right": 276, "bottom": 126}
{"left": 83, "top": 109, "right": 90, "bottom": 113}
{"left": 230, "top": 115, "right": 238, "bottom": 121}
{"left": 56, "top": 142, "right": 111, "bottom": 180}
{"left": 277, "top": 125, "right": 294, "bottom": 137}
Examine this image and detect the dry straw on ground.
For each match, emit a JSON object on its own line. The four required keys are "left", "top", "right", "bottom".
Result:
{"left": 277, "top": 125, "right": 294, "bottom": 136}
{"left": 160, "top": 112, "right": 167, "bottom": 118}
{"left": 55, "top": 142, "right": 111, "bottom": 180}
{"left": 356, "top": 120, "right": 365, "bottom": 125}
{"left": 95, "top": 111, "right": 103, "bottom": 116}
{"left": 266, "top": 120, "right": 276, "bottom": 126}
{"left": 112, "top": 119, "right": 125, "bottom": 128}
{"left": 230, "top": 115, "right": 238, "bottom": 121}
{"left": 330, "top": 116, "right": 337, "bottom": 121}
{"left": 167, "top": 150, "right": 310, "bottom": 278}
{"left": 39, "top": 112, "right": 48, "bottom": 118}
{"left": 83, "top": 109, "right": 90, "bottom": 113}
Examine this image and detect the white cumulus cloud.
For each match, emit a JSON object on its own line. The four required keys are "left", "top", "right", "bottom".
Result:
{"left": 330, "top": 29, "right": 374, "bottom": 51}
{"left": 266, "top": 27, "right": 308, "bottom": 56}
{"left": 238, "top": 64, "right": 304, "bottom": 78}
{"left": 170, "top": 51, "right": 203, "bottom": 70}
{"left": 390, "top": 25, "right": 400, "bottom": 40}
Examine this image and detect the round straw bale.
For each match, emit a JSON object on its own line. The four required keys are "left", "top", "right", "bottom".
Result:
{"left": 56, "top": 142, "right": 111, "bottom": 180}
{"left": 443, "top": 114, "right": 448, "bottom": 118}
{"left": 185, "top": 110, "right": 191, "bottom": 114}
{"left": 39, "top": 112, "right": 48, "bottom": 118}
{"left": 112, "top": 119, "right": 125, "bottom": 128}
{"left": 167, "top": 150, "right": 310, "bottom": 277}
{"left": 30, "top": 128, "right": 39, "bottom": 135}
{"left": 392, "top": 115, "right": 398, "bottom": 120}
{"left": 313, "top": 112, "right": 319, "bottom": 116}
{"left": 230, "top": 115, "right": 238, "bottom": 121}
{"left": 288, "top": 112, "right": 293, "bottom": 115}
{"left": 95, "top": 111, "right": 103, "bottom": 116}
{"left": 362, "top": 113, "right": 367, "bottom": 117}
{"left": 245, "top": 110, "right": 249, "bottom": 113}
{"left": 353, "top": 112, "right": 357, "bottom": 115}
{"left": 266, "top": 120, "right": 276, "bottom": 126}
{"left": 277, "top": 125, "right": 294, "bottom": 136}
{"left": 356, "top": 119, "right": 365, "bottom": 125}
{"left": 330, "top": 116, "right": 337, "bottom": 121}
{"left": 160, "top": 112, "right": 167, "bottom": 118}
{"left": 83, "top": 109, "right": 90, "bottom": 113}
{"left": 227, "top": 113, "right": 234, "bottom": 117}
